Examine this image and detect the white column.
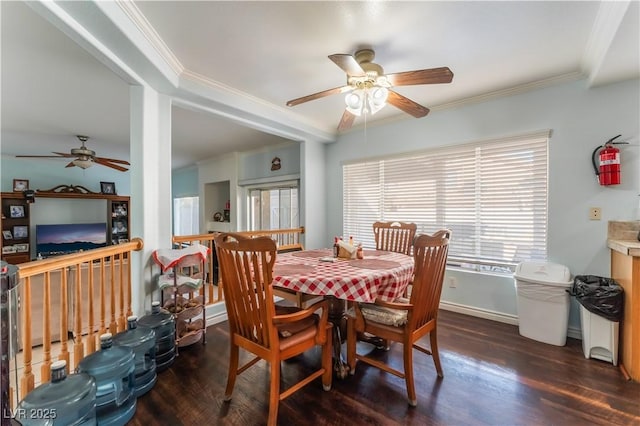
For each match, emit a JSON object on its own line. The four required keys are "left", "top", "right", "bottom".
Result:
{"left": 300, "top": 139, "right": 327, "bottom": 249}
{"left": 129, "top": 84, "right": 172, "bottom": 316}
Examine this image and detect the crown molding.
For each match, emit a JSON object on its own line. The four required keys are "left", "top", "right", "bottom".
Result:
{"left": 343, "top": 71, "right": 585, "bottom": 133}
{"left": 430, "top": 72, "right": 585, "bottom": 112}
{"left": 115, "top": 0, "right": 184, "bottom": 76}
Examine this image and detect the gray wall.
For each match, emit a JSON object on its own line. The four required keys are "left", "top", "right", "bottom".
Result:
{"left": 325, "top": 78, "right": 640, "bottom": 334}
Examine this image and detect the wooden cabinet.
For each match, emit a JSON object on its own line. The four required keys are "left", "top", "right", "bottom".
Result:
{"left": 1, "top": 188, "right": 131, "bottom": 264}
{"left": 108, "top": 198, "right": 130, "bottom": 245}
{"left": 1, "top": 192, "right": 31, "bottom": 264}
{"left": 610, "top": 249, "right": 640, "bottom": 381}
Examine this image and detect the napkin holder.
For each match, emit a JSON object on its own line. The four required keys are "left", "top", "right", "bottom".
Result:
{"left": 337, "top": 240, "right": 357, "bottom": 259}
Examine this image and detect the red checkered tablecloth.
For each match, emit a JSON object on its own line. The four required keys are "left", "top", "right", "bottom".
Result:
{"left": 273, "top": 249, "right": 414, "bottom": 303}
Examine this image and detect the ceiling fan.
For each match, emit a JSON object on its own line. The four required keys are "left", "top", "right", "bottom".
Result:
{"left": 286, "top": 49, "right": 454, "bottom": 131}
{"left": 16, "top": 135, "right": 130, "bottom": 172}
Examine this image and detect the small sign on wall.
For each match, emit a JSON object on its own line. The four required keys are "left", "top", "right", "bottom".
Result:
{"left": 271, "top": 157, "right": 281, "bottom": 171}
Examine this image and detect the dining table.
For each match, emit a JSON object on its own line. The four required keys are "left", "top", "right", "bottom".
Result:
{"left": 272, "top": 248, "right": 414, "bottom": 378}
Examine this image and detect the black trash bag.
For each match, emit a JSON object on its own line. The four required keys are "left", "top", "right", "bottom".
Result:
{"left": 569, "top": 275, "right": 624, "bottom": 322}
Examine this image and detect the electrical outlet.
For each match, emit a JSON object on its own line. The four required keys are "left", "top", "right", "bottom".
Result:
{"left": 448, "top": 277, "right": 457, "bottom": 288}
{"left": 589, "top": 207, "right": 601, "bottom": 220}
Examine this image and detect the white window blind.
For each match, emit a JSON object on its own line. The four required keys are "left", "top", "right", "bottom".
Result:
{"left": 343, "top": 132, "right": 549, "bottom": 273}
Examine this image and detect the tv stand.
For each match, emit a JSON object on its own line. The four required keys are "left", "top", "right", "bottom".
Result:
{"left": 1, "top": 185, "right": 130, "bottom": 264}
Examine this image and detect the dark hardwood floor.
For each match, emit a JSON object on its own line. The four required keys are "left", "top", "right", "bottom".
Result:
{"left": 130, "top": 309, "right": 640, "bottom": 425}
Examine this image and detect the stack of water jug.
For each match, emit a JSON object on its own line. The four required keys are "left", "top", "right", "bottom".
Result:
{"left": 16, "top": 302, "right": 176, "bottom": 425}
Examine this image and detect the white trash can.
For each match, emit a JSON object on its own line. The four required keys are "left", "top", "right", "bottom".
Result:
{"left": 579, "top": 305, "right": 619, "bottom": 365}
{"left": 514, "top": 262, "right": 572, "bottom": 346}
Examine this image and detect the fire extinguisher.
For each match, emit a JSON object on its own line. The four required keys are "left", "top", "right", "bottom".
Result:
{"left": 591, "top": 135, "right": 628, "bottom": 185}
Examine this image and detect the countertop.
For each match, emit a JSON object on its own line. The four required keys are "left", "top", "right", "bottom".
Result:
{"left": 607, "top": 239, "right": 640, "bottom": 257}
{"left": 608, "top": 221, "right": 640, "bottom": 257}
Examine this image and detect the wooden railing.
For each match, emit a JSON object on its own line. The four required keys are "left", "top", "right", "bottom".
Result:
{"left": 7, "top": 227, "right": 304, "bottom": 406}
{"left": 170, "top": 226, "right": 305, "bottom": 305}
{"left": 8, "top": 238, "right": 143, "bottom": 404}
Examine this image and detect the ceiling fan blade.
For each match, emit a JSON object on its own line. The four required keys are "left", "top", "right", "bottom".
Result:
{"left": 15, "top": 152, "right": 73, "bottom": 158}
{"left": 337, "top": 110, "right": 356, "bottom": 131}
{"left": 94, "top": 158, "right": 129, "bottom": 172}
{"left": 286, "top": 86, "right": 352, "bottom": 107}
{"left": 386, "top": 67, "right": 454, "bottom": 86}
{"left": 387, "top": 90, "right": 430, "bottom": 118}
{"left": 328, "top": 54, "right": 365, "bottom": 77}
{"left": 94, "top": 156, "right": 130, "bottom": 165}
{"left": 65, "top": 161, "right": 76, "bottom": 168}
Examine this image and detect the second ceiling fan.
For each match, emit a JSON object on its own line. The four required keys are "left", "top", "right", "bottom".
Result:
{"left": 286, "top": 49, "right": 454, "bottom": 131}
{"left": 16, "top": 135, "right": 130, "bottom": 172}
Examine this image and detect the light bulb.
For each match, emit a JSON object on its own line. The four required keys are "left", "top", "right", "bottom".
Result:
{"left": 370, "top": 87, "right": 388, "bottom": 107}
{"left": 345, "top": 91, "right": 363, "bottom": 109}
{"left": 72, "top": 158, "right": 93, "bottom": 169}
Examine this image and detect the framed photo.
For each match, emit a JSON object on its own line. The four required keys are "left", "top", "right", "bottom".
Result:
{"left": 2, "top": 230, "right": 12, "bottom": 240}
{"left": 100, "top": 182, "right": 116, "bottom": 195}
{"left": 2, "top": 245, "right": 16, "bottom": 254}
{"left": 113, "top": 203, "right": 128, "bottom": 217}
{"left": 13, "top": 225, "right": 28, "bottom": 239}
{"left": 14, "top": 243, "right": 29, "bottom": 253}
{"left": 9, "top": 205, "right": 25, "bottom": 218}
{"left": 13, "top": 179, "right": 29, "bottom": 192}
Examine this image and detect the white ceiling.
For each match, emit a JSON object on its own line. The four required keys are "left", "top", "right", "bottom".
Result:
{"left": 1, "top": 1, "right": 638, "bottom": 171}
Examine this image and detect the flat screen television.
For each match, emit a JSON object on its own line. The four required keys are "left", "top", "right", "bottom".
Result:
{"left": 36, "top": 223, "right": 107, "bottom": 258}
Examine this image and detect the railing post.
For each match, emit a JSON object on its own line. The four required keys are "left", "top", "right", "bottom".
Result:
{"left": 58, "top": 269, "right": 70, "bottom": 370}
{"left": 19, "top": 276, "right": 34, "bottom": 399}
{"left": 40, "top": 272, "right": 52, "bottom": 386}
{"left": 73, "top": 263, "right": 84, "bottom": 368}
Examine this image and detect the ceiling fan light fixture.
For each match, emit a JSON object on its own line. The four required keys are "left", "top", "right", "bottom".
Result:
{"left": 369, "top": 86, "right": 389, "bottom": 108}
{"left": 72, "top": 158, "right": 93, "bottom": 169}
{"left": 345, "top": 86, "right": 388, "bottom": 117}
{"left": 345, "top": 90, "right": 365, "bottom": 116}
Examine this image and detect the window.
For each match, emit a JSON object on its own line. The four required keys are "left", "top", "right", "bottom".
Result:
{"left": 173, "top": 196, "right": 199, "bottom": 236}
{"left": 343, "top": 131, "right": 549, "bottom": 274}
{"left": 248, "top": 184, "right": 299, "bottom": 231}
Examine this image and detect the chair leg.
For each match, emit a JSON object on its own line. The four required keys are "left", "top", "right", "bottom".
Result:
{"left": 346, "top": 317, "right": 356, "bottom": 375}
{"left": 268, "top": 360, "right": 281, "bottom": 426}
{"left": 404, "top": 342, "right": 417, "bottom": 407}
{"left": 225, "top": 344, "right": 239, "bottom": 401}
{"left": 430, "top": 327, "right": 443, "bottom": 378}
{"left": 322, "top": 327, "right": 333, "bottom": 390}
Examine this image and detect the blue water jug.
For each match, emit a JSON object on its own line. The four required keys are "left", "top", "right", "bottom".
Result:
{"left": 138, "top": 301, "right": 176, "bottom": 372}
{"left": 77, "top": 333, "right": 136, "bottom": 426}
{"left": 17, "top": 360, "right": 97, "bottom": 425}
{"left": 113, "top": 315, "right": 157, "bottom": 397}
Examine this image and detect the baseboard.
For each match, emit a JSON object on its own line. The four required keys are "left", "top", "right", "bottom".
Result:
{"left": 205, "top": 303, "right": 228, "bottom": 325}
{"left": 439, "top": 301, "right": 519, "bottom": 325}
{"left": 439, "top": 301, "right": 582, "bottom": 340}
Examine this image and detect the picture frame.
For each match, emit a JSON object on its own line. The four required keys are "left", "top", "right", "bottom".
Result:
{"left": 9, "top": 205, "right": 25, "bottom": 218}
{"left": 100, "top": 181, "right": 116, "bottom": 195}
{"left": 2, "top": 245, "right": 16, "bottom": 254}
{"left": 112, "top": 203, "right": 127, "bottom": 217}
{"left": 14, "top": 243, "right": 29, "bottom": 253}
{"left": 13, "top": 179, "right": 29, "bottom": 192}
{"left": 13, "top": 225, "right": 28, "bottom": 239}
{"left": 2, "top": 230, "right": 12, "bottom": 240}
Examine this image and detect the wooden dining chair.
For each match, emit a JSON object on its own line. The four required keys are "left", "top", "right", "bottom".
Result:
{"left": 373, "top": 221, "right": 417, "bottom": 255}
{"left": 214, "top": 232, "right": 333, "bottom": 426}
{"left": 346, "top": 230, "right": 451, "bottom": 407}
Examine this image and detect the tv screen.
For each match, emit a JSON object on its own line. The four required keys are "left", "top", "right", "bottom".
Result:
{"left": 36, "top": 223, "right": 107, "bottom": 258}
